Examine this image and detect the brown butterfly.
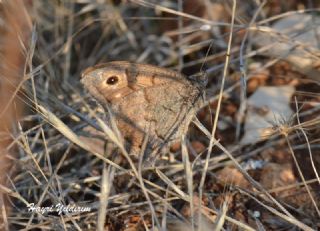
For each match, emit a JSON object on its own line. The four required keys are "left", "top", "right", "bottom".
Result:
{"left": 81, "top": 61, "right": 206, "bottom": 154}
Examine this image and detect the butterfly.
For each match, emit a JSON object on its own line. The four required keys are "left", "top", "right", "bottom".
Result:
{"left": 81, "top": 61, "right": 206, "bottom": 154}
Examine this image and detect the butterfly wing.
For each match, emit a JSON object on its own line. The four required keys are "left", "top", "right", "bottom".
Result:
{"left": 81, "top": 61, "right": 204, "bottom": 149}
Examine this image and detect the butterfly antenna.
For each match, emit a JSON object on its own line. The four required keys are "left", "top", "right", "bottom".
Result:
{"left": 200, "top": 39, "right": 214, "bottom": 73}
{"left": 200, "top": 39, "right": 214, "bottom": 125}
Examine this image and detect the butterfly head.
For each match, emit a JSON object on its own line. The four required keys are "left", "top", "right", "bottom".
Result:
{"left": 187, "top": 71, "right": 208, "bottom": 90}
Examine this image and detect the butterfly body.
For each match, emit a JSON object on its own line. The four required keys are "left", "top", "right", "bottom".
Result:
{"left": 81, "top": 61, "right": 205, "bottom": 153}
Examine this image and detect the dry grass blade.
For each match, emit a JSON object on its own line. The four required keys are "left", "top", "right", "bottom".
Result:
{"left": 156, "top": 168, "right": 189, "bottom": 201}
{"left": 181, "top": 136, "right": 194, "bottom": 230}
{"left": 37, "top": 105, "right": 122, "bottom": 170}
{"left": 198, "top": 1, "right": 237, "bottom": 230}
{"left": 138, "top": 134, "right": 161, "bottom": 229}
{"left": 295, "top": 98, "right": 320, "bottom": 186}
{"left": 213, "top": 201, "right": 228, "bottom": 231}
{"left": 284, "top": 135, "right": 320, "bottom": 217}
{"left": 239, "top": 189, "right": 314, "bottom": 231}
{"left": 97, "top": 164, "right": 115, "bottom": 231}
